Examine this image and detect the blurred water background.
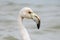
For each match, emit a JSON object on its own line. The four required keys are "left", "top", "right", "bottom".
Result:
{"left": 0, "top": 0, "right": 60, "bottom": 40}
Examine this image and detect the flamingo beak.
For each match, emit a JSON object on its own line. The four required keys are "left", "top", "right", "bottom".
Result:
{"left": 31, "top": 13, "right": 40, "bottom": 29}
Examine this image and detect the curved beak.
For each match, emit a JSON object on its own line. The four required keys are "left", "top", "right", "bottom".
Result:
{"left": 31, "top": 13, "right": 40, "bottom": 29}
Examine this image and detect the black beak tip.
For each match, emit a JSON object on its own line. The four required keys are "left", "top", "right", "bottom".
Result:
{"left": 37, "top": 24, "right": 40, "bottom": 29}
{"left": 37, "top": 20, "right": 40, "bottom": 29}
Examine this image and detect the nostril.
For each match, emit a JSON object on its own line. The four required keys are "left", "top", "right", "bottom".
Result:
{"left": 35, "top": 16, "right": 38, "bottom": 18}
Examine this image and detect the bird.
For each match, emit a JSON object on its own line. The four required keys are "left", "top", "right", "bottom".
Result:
{"left": 18, "top": 7, "right": 40, "bottom": 40}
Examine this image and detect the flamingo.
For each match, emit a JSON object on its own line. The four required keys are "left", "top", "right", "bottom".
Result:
{"left": 18, "top": 7, "right": 40, "bottom": 40}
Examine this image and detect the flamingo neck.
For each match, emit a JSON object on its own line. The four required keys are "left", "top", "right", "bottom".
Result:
{"left": 18, "top": 16, "right": 31, "bottom": 40}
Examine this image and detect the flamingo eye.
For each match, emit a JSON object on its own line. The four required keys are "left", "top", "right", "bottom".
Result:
{"left": 28, "top": 11, "right": 31, "bottom": 14}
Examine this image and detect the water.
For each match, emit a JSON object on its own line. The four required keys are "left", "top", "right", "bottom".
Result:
{"left": 0, "top": 0, "right": 60, "bottom": 40}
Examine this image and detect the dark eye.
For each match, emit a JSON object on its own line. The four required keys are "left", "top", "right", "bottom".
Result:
{"left": 28, "top": 11, "right": 31, "bottom": 14}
